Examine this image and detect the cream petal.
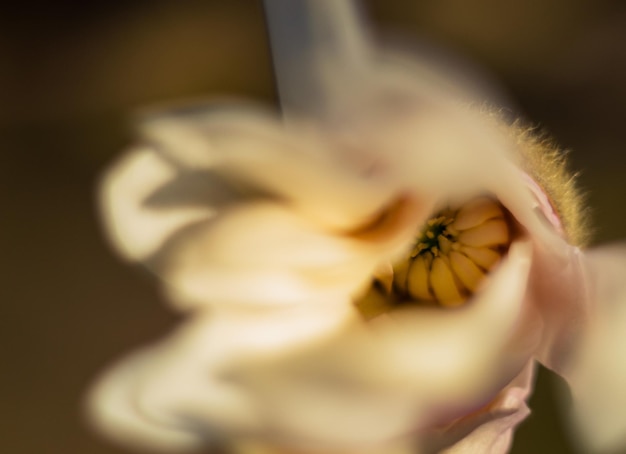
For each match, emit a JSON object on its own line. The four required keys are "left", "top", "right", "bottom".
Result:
{"left": 376, "top": 102, "right": 523, "bottom": 204}
{"left": 382, "top": 101, "right": 565, "bottom": 267}
{"left": 92, "top": 52, "right": 569, "bottom": 454}
{"left": 560, "top": 245, "right": 626, "bottom": 452}
{"left": 88, "top": 305, "right": 355, "bottom": 452}
{"left": 86, "top": 345, "right": 206, "bottom": 452}
{"left": 140, "top": 106, "right": 402, "bottom": 231}
{"left": 162, "top": 199, "right": 422, "bottom": 309}
{"left": 369, "top": 97, "right": 578, "bottom": 301}
{"left": 85, "top": 13, "right": 595, "bottom": 453}
{"left": 364, "top": 240, "right": 534, "bottom": 404}
{"left": 226, "top": 241, "right": 535, "bottom": 448}
{"left": 235, "top": 361, "right": 421, "bottom": 450}
{"left": 100, "top": 147, "right": 216, "bottom": 261}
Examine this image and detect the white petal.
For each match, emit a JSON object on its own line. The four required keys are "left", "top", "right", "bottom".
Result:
{"left": 140, "top": 105, "right": 401, "bottom": 231}
{"left": 100, "top": 147, "right": 215, "bottom": 261}
{"left": 86, "top": 346, "right": 206, "bottom": 452}
{"left": 225, "top": 241, "right": 536, "bottom": 448}
{"left": 88, "top": 305, "right": 354, "bottom": 452}
{"left": 163, "top": 199, "right": 423, "bottom": 309}
{"left": 562, "top": 244, "right": 626, "bottom": 452}
{"left": 366, "top": 240, "right": 535, "bottom": 404}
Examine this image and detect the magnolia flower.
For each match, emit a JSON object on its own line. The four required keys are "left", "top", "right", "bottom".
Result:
{"left": 87, "top": 4, "right": 626, "bottom": 454}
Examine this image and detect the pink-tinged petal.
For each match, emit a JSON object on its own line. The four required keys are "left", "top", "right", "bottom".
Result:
{"left": 161, "top": 197, "right": 425, "bottom": 309}
{"left": 507, "top": 174, "right": 588, "bottom": 374}
{"left": 527, "top": 240, "right": 586, "bottom": 373}
{"left": 100, "top": 147, "right": 217, "bottom": 261}
{"left": 485, "top": 166, "right": 588, "bottom": 374}
{"left": 429, "top": 360, "right": 535, "bottom": 453}
{"left": 560, "top": 245, "right": 626, "bottom": 452}
{"left": 221, "top": 241, "right": 537, "bottom": 450}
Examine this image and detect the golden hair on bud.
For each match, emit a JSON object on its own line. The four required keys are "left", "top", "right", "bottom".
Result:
{"left": 355, "top": 109, "right": 590, "bottom": 317}
{"left": 479, "top": 106, "right": 590, "bottom": 247}
{"left": 508, "top": 120, "right": 590, "bottom": 247}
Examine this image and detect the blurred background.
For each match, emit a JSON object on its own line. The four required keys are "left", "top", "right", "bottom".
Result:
{"left": 2, "top": 0, "right": 626, "bottom": 452}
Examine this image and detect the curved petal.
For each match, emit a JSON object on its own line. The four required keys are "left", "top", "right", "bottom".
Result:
{"left": 505, "top": 171, "right": 588, "bottom": 373}
{"left": 86, "top": 345, "right": 207, "bottom": 452}
{"left": 89, "top": 241, "right": 536, "bottom": 453}
{"left": 88, "top": 304, "right": 355, "bottom": 452}
{"left": 222, "top": 240, "right": 536, "bottom": 450}
{"left": 100, "top": 147, "right": 220, "bottom": 261}
{"left": 139, "top": 104, "right": 400, "bottom": 231}
{"left": 470, "top": 147, "right": 589, "bottom": 374}
{"left": 92, "top": 44, "right": 567, "bottom": 454}
{"left": 560, "top": 244, "right": 626, "bottom": 452}
{"left": 160, "top": 198, "right": 424, "bottom": 309}
{"left": 432, "top": 360, "right": 535, "bottom": 453}
{"left": 528, "top": 242, "right": 587, "bottom": 372}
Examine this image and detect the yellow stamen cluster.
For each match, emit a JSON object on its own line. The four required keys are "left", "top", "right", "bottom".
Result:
{"left": 354, "top": 197, "right": 513, "bottom": 319}
{"left": 393, "top": 197, "right": 510, "bottom": 307}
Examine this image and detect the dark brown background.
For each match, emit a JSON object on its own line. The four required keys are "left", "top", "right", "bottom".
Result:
{"left": 3, "top": 1, "right": 626, "bottom": 453}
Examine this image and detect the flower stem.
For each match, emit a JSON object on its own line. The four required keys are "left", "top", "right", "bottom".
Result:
{"left": 263, "top": 0, "right": 372, "bottom": 120}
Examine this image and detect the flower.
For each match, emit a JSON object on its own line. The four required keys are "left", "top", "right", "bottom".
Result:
{"left": 87, "top": 16, "right": 626, "bottom": 454}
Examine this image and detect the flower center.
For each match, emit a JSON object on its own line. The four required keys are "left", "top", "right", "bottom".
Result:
{"left": 355, "top": 196, "right": 511, "bottom": 318}
{"left": 412, "top": 211, "right": 458, "bottom": 258}
{"left": 397, "top": 197, "right": 510, "bottom": 307}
